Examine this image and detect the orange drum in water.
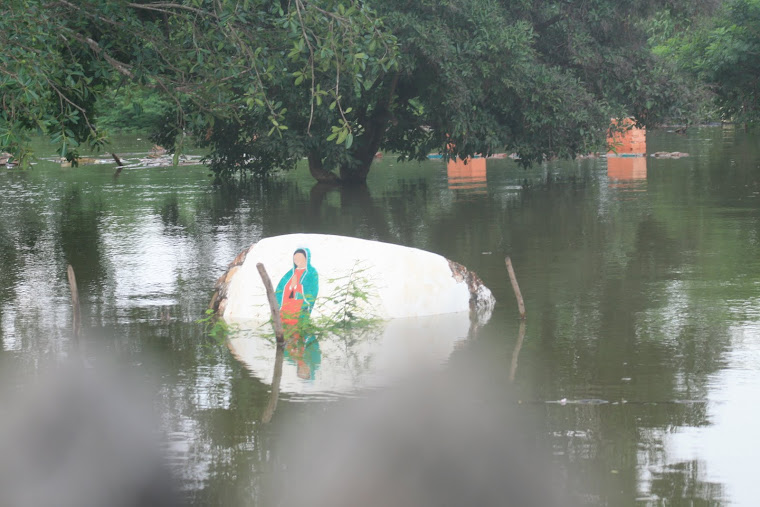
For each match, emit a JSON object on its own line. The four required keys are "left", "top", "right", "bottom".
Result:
{"left": 607, "top": 118, "right": 646, "bottom": 155}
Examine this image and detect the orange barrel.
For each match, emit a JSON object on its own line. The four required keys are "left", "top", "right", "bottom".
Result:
{"left": 607, "top": 118, "right": 646, "bottom": 155}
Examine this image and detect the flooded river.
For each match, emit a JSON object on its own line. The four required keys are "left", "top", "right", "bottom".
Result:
{"left": 1, "top": 127, "right": 758, "bottom": 505}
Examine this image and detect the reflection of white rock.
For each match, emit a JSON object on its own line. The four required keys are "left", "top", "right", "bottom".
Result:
{"left": 212, "top": 234, "right": 495, "bottom": 322}
{"left": 227, "top": 312, "right": 472, "bottom": 395}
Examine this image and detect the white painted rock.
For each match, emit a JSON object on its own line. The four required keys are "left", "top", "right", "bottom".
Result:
{"left": 211, "top": 234, "right": 495, "bottom": 323}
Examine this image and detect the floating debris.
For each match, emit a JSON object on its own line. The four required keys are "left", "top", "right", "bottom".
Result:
{"left": 47, "top": 153, "right": 205, "bottom": 170}
{"left": 547, "top": 398, "right": 609, "bottom": 405}
{"left": 148, "top": 145, "right": 167, "bottom": 158}
{"left": 651, "top": 151, "right": 689, "bottom": 159}
{"left": 61, "top": 157, "right": 111, "bottom": 167}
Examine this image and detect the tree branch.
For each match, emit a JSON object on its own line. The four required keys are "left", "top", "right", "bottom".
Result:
{"left": 125, "top": 2, "right": 213, "bottom": 17}
{"left": 68, "top": 33, "right": 136, "bottom": 79}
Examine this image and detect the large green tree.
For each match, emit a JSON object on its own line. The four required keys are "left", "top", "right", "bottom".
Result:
{"left": 2, "top": 0, "right": 702, "bottom": 182}
{"left": 656, "top": 0, "right": 760, "bottom": 125}
{"left": 1, "top": 0, "right": 394, "bottom": 166}
{"left": 194, "top": 0, "right": 715, "bottom": 184}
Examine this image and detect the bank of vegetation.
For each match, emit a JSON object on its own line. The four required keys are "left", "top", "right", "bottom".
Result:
{"left": 1, "top": 0, "right": 758, "bottom": 180}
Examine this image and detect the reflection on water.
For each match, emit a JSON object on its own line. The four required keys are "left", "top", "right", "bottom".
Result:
{"left": 607, "top": 156, "right": 647, "bottom": 188}
{"left": 0, "top": 127, "right": 759, "bottom": 505}
{"left": 648, "top": 323, "right": 760, "bottom": 505}
{"left": 228, "top": 311, "right": 473, "bottom": 398}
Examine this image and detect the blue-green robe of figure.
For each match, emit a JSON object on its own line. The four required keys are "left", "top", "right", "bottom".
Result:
{"left": 275, "top": 247, "right": 319, "bottom": 317}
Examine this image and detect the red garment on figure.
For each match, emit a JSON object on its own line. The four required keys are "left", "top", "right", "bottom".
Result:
{"left": 281, "top": 268, "right": 306, "bottom": 325}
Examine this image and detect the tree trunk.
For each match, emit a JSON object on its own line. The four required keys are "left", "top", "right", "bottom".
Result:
{"left": 339, "top": 160, "right": 373, "bottom": 185}
{"left": 308, "top": 152, "right": 340, "bottom": 184}
{"left": 338, "top": 114, "right": 389, "bottom": 185}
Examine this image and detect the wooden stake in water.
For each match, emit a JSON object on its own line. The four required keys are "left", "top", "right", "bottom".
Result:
{"left": 111, "top": 153, "right": 125, "bottom": 178}
{"left": 256, "top": 263, "right": 284, "bottom": 344}
{"left": 67, "top": 264, "right": 81, "bottom": 340}
{"left": 505, "top": 256, "right": 526, "bottom": 320}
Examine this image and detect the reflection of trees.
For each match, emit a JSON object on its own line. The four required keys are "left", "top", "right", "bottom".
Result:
{"left": 0, "top": 221, "right": 18, "bottom": 350}
{"left": 0, "top": 195, "right": 47, "bottom": 306}
{"left": 58, "top": 187, "right": 107, "bottom": 300}
{"left": 304, "top": 183, "right": 393, "bottom": 240}
{"left": 0, "top": 222, "right": 19, "bottom": 307}
{"left": 477, "top": 156, "right": 736, "bottom": 504}
{"left": 649, "top": 460, "right": 724, "bottom": 505}
{"left": 648, "top": 127, "right": 760, "bottom": 208}
{"left": 158, "top": 194, "right": 182, "bottom": 231}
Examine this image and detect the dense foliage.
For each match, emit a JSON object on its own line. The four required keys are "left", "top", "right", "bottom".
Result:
{"left": 206, "top": 0, "right": 716, "bottom": 183}
{"left": 655, "top": 0, "right": 760, "bottom": 125}
{"left": 0, "top": 0, "right": 734, "bottom": 182}
{"left": 1, "top": 0, "right": 394, "bottom": 168}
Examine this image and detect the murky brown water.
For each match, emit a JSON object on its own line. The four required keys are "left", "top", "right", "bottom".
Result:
{"left": 1, "top": 127, "right": 759, "bottom": 505}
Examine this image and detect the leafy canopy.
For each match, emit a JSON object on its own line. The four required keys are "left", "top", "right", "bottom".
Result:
{"left": 207, "top": 0, "right": 708, "bottom": 183}
{"left": 1, "top": 0, "right": 709, "bottom": 181}
{"left": 1, "top": 0, "right": 396, "bottom": 166}
{"left": 654, "top": 0, "right": 760, "bottom": 125}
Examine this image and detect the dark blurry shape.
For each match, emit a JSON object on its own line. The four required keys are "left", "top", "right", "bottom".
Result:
{"left": 273, "top": 360, "right": 568, "bottom": 507}
{"left": 447, "top": 157, "right": 487, "bottom": 194}
{"left": 0, "top": 365, "right": 183, "bottom": 507}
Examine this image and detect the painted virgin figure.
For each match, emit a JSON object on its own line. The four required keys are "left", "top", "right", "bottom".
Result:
{"left": 275, "top": 247, "right": 320, "bottom": 379}
{"left": 275, "top": 247, "right": 319, "bottom": 325}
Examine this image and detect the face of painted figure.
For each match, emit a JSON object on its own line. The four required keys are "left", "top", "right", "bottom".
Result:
{"left": 293, "top": 252, "right": 307, "bottom": 269}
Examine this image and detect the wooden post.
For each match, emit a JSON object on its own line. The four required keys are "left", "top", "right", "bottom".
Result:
{"left": 67, "top": 264, "right": 81, "bottom": 340}
{"left": 505, "top": 256, "right": 526, "bottom": 320}
{"left": 256, "top": 263, "right": 284, "bottom": 344}
{"left": 261, "top": 345, "right": 284, "bottom": 424}
{"left": 112, "top": 153, "right": 125, "bottom": 178}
